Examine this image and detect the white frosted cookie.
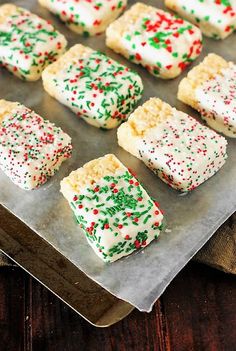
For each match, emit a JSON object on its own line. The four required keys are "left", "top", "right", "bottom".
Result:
{"left": 106, "top": 2, "right": 202, "bottom": 79}
{"left": 61, "top": 154, "right": 164, "bottom": 263}
{"left": 0, "top": 100, "right": 72, "bottom": 190}
{"left": 39, "top": 0, "right": 127, "bottom": 36}
{"left": 165, "top": 0, "right": 236, "bottom": 40}
{"left": 42, "top": 44, "right": 143, "bottom": 129}
{"left": 0, "top": 4, "right": 67, "bottom": 81}
{"left": 178, "top": 53, "right": 236, "bottom": 137}
{"left": 117, "top": 98, "right": 228, "bottom": 192}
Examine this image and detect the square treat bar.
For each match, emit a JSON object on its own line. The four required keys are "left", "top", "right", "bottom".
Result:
{"left": 0, "top": 100, "right": 72, "bottom": 190}
{"left": 39, "top": 0, "right": 127, "bottom": 36}
{"left": 106, "top": 2, "right": 202, "bottom": 79}
{"left": 117, "top": 98, "right": 227, "bottom": 192}
{"left": 42, "top": 44, "right": 143, "bottom": 129}
{"left": 178, "top": 53, "right": 236, "bottom": 138}
{"left": 61, "top": 154, "right": 164, "bottom": 262}
{"left": 165, "top": 0, "right": 236, "bottom": 40}
{"left": 0, "top": 4, "right": 67, "bottom": 81}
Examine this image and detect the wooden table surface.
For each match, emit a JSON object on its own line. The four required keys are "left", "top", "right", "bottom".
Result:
{"left": 0, "top": 261, "right": 235, "bottom": 351}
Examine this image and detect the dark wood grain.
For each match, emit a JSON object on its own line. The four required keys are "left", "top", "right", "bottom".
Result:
{"left": 0, "top": 206, "right": 133, "bottom": 327}
{"left": 0, "top": 262, "right": 235, "bottom": 351}
{"left": 0, "top": 267, "right": 25, "bottom": 351}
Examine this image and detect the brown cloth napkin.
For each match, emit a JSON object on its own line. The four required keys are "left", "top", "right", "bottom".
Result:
{"left": 0, "top": 214, "right": 235, "bottom": 273}
{"left": 195, "top": 213, "right": 236, "bottom": 274}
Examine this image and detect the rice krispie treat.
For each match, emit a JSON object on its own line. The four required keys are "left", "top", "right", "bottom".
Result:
{"left": 165, "top": 0, "right": 236, "bottom": 40}
{"left": 42, "top": 44, "right": 143, "bottom": 129}
{"left": 178, "top": 53, "right": 236, "bottom": 137}
{"left": 117, "top": 98, "right": 227, "bottom": 192}
{"left": 106, "top": 2, "right": 202, "bottom": 79}
{"left": 0, "top": 4, "right": 67, "bottom": 81}
{"left": 0, "top": 100, "right": 72, "bottom": 190}
{"left": 39, "top": 0, "right": 127, "bottom": 36}
{"left": 61, "top": 154, "right": 164, "bottom": 262}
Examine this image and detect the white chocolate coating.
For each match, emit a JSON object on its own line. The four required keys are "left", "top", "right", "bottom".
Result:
{"left": 61, "top": 154, "right": 164, "bottom": 263}
{"left": 137, "top": 110, "right": 227, "bottom": 191}
{"left": 0, "top": 100, "right": 72, "bottom": 190}
{"left": 106, "top": 3, "right": 202, "bottom": 79}
{"left": 39, "top": 0, "right": 127, "bottom": 35}
{"left": 118, "top": 98, "right": 228, "bottom": 192}
{"left": 42, "top": 44, "right": 143, "bottom": 129}
{"left": 177, "top": 53, "right": 230, "bottom": 111}
{"left": 0, "top": 4, "right": 67, "bottom": 81}
{"left": 196, "top": 64, "right": 236, "bottom": 137}
{"left": 166, "top": 0, "right": 236, "bottom": 39}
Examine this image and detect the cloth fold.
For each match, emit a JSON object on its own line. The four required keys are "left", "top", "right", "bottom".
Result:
{"left": 195, "top": 213, "right": 236, "bottom": 274}
{"left": 1, "top": 213, "right": 235, "bottom": 273}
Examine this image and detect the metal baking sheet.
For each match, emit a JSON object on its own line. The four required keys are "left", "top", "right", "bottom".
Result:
{"left": 0, "top": 205, "right": 134, "bottom": 327}
{"left": 0, "top": 0, "right": 236, "bottom": 313}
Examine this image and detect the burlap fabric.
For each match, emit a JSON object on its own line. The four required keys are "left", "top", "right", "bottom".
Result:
{"left": 0, "top": 214, "right": 235, "bottom": 273}
{"left": 195, "top": 213, "right": 236, "bottom": 274}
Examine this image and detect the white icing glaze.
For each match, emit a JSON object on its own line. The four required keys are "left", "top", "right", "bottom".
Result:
{"left": 41, "top": 0, "right": 127, "bottom": 35}
{"left": 196, "top": 63, "right": 236, "bottom": 137}
{"left": 0, "top": 104, "right": 72, "bottom": 190}
{"left": 47, "top": 49, "right": 143, "bottom": 129}
{"left": 66, "top": 168, "right": 163, "bottom": 262}
{"left": 168, "top": 0, "right": 236, "bottom": 39}
{"left": 137, "top": 110, "right": 227, "bottom": 191}
{"left": 0, "top": 7, "right": 66, "bottom": 80}
{"left": 119, "top": 7, "right": 202, "bottom": 78}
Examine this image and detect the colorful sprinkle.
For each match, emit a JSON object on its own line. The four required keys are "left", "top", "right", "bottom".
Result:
{"left": 0, "top": 4, "right": 67, "bottom": 80}
{"left": 166, "top": 0, "right": 236, "bottom": 39}
{"left": 196, "top": 63, "right": 236, "bottom": 137}
{"left": 106, "top": 3, "right": 202, "bottom": 79}
{"left": 61, "top": 156, "right": 164, "bottom": 262}
{"left": 43, "top": 45, "right": 143, "bottom": 129}
{"left": 138, "top": 108, "right": 228, "bottom": 191}
{"left": 0, "top": 101, "right": 72, "bottom": 190}
{"left": 39, "top": 0, "right": 127, "bottom": 36}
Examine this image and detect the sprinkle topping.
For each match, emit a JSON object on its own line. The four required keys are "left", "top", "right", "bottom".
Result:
{"left": 167, "top": 0, "right": 236, "bottom": 39}
{"left": 138, "top": 110, "right": 228, "bottom": 191}
{"left": 0, "top": 103, "right": 72, "bottom": 190}
{"left": 69, "top": 169, "right": 164, "bottom": 262}
{"left": 119, "top": 5, "right": 202, "bottom": 78}
{"left": 196, "top": 63, "right": 236, "bottom": 137}
{"left": 47, "top": 48, "right": 143, "bottom": 129}
{"left": 41, "top": 0, "right": 127, "bottom": 36}
{"left": 0, "top": 6, "right": 66, "bottom": 80}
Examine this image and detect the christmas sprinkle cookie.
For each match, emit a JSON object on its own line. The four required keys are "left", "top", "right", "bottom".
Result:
{"left": 178, "top": 53, "right": 236, "bottom": 138}
{"left": 0, "top": 100, "right": 72, "bottom": 190}
{"left": 117, "top": 98, "right": 227, "bottom": 192}
{"left": 42, "top": 44, "right": 143, "bottom": 129}
{"left": 60, "top": 154, "right": 164, "bottom": 263}
{"left": 0, "top": 4, "right": 67, "bottom": 81}
{"left": 165, "top": 0, "right": 236, "bottom": 40}
{"left": 39, "top": 0, "right": 127, "bottom": 36}
{"left": 106, "top": 2, "right": 202, "bottom": 79}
